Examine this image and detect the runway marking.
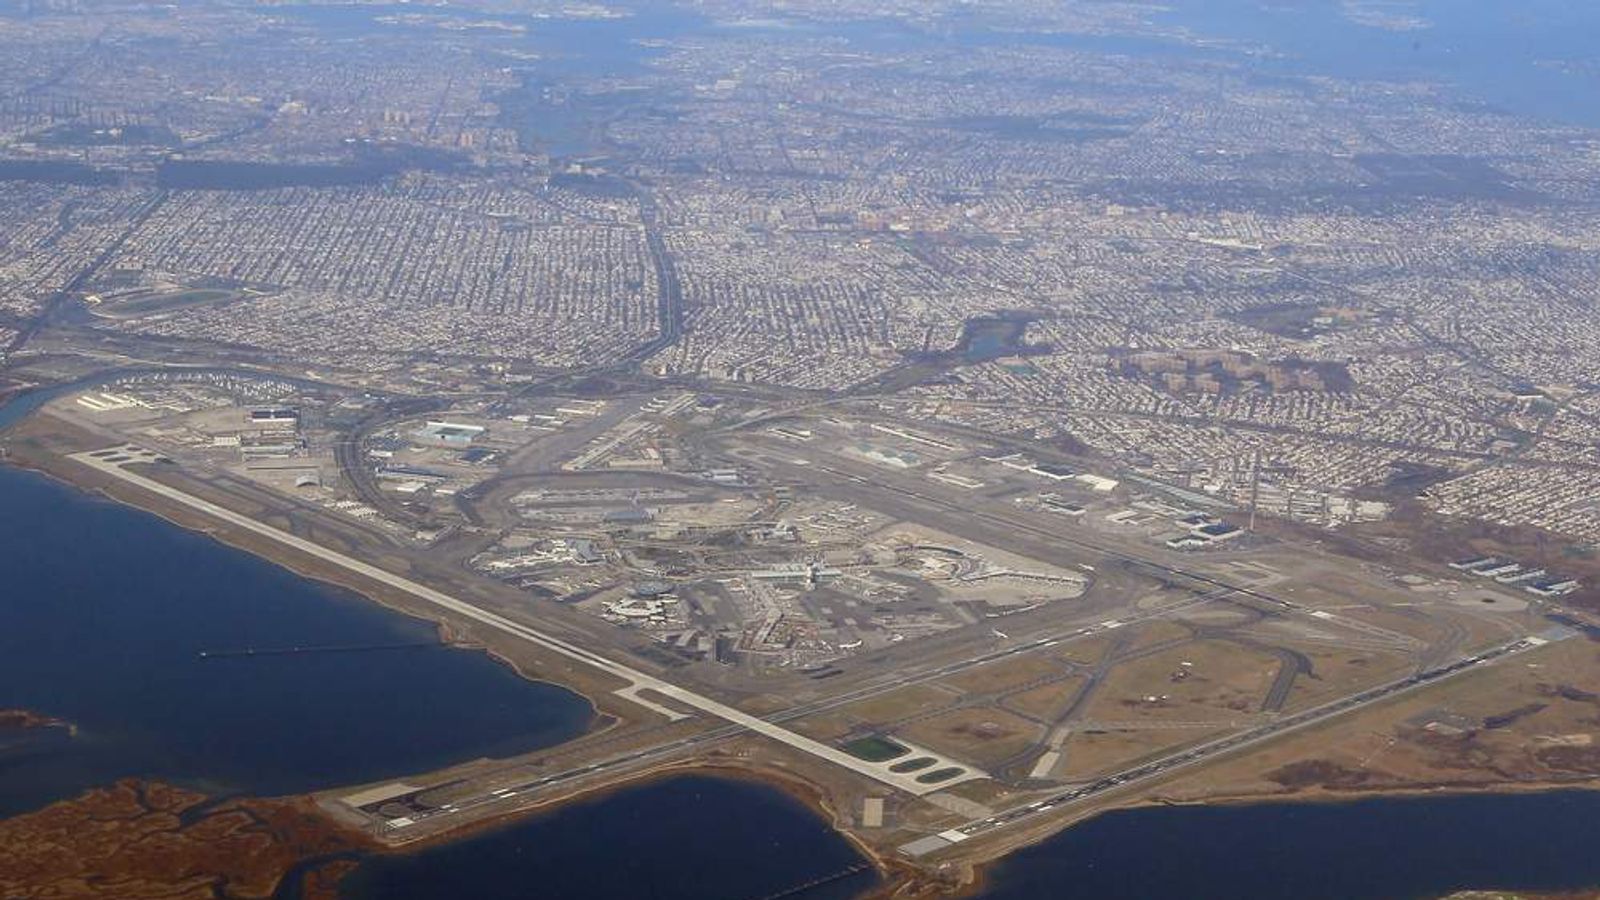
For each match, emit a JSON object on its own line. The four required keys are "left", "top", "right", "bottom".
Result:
{"left": 899, "top": 630, "right": 1565, "bottom": 857}
{"left": 73, "top": 447, "right": 965, "bottom": 796}
{"left": 613, "top": 684, "right": 691, "bottom": 721}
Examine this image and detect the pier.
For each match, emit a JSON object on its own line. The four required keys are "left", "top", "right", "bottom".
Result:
{"left": 197, "top": 641, "right": 445, "bottom": 659}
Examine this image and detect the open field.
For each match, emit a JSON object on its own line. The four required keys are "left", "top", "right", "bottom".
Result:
{"left": 6, "top": 5, "right": 1600, "bottom": 896}
{"left": 2, "top": 382, "right": 1590, "bottom": 893}
{"left": 1079, "top": 639, "right": 1281, "bottom": 723}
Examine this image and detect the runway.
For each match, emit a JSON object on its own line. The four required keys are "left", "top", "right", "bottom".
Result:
{"left": 71, "top": 445, "right": 958, "bottom": 796}
{"left": 901, "top": 630, "right": 1565, "bottom": 857}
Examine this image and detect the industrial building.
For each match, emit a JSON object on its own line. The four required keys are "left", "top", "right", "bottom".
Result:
{"left": 416, "top": 421, "right": 485, "bottom": 446}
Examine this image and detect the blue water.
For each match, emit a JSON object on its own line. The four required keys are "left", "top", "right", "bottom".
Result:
{"left": 0, "top": 383, "right": 875, "bottom": 900}
{"left": 281, "top": 3, "right": 705, "bottom": 77}
{"left": 1160, "top": 0, "right": 1600, "bottom": 128}
{"left": 6, "top": 392, "right": 1600, "bottom": 898}
{"left": 983, "top": 789, "right": 1600, "bottom": 899}
{"left": 272, "top": 0, "right": 1600, "bottom": 168}
{"left": 652, "top": 1, "right": 1600, "bottom": 131}
{"left": 6, "top": 3, "right": 1600, "bottom": 893}
{"left": 330, "top": 785, "right": 1600, "bottom": 900}
{"left": 0, "top": 461, "right": 594, "bottom": 815}
{"left": 338, "top": 775, "right": 877, "bottom": 900}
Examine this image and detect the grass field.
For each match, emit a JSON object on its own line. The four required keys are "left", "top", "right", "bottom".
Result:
{"left": 841, "top": 735, "right": 910, "bottom": 762}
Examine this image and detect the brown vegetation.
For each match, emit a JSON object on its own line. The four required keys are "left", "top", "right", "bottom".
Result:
{"left": 0, "top": 780, "right": 374, "bottom": 899}
{"left": 1267, "top": 759, "right": 1383, "bottom": 790}
{"left": 0, "top": 708, "right": 67, "bottom": 730}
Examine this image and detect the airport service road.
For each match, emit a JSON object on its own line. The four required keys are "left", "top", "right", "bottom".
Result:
{"left": 345, "top": 588, "right": 1232, "bottom": 838}
{"left": 70, "top": 447, "right": 951, "bottom": 797}
{"left": 771, "top": 597, "right": 1216, "bottom": 711}
{"left": 373, "top": 609, "right": 1563, "bottom": 845}
{"left": 788, "top": 456, "right": 1421, "bottom": 651}
{"left": 901, "top": 632, "right": 1567, "bottom": 858}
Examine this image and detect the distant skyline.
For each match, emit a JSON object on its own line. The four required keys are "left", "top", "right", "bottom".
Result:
{"left": 5, "top": 2, "right": 1600, "bottom": 899}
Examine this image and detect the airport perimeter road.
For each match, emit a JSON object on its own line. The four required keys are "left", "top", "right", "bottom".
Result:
{"left": 346, "top": 589, "right": 1233, "bottom": 837}
{"left": 71, "top": 448, "right": 952, "bottom": 796}
{"left": 903, "top": 631, "right": 1565, "bottom": 857}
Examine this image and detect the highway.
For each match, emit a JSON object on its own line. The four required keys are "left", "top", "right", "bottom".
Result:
{"left": 5, "top": 189, "right": 168, "bottom": 356}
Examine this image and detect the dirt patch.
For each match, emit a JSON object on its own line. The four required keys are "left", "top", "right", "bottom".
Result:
{"left": 1004, "top": 675, "right": 1087, "bottom": 721}
{"left": 1532, "top": 745, "right": 1600, "bottom": 775}
{"left": 1266, "top": 759, "right": 1384, "bottom": 790}
{"left": 1085, "top": 639, "right": 1278, "bottom": 722}
{"left": 900, "top": 707, "right": 1045, "bottom": 771}
{"left": 936, "top": 654, "right": 1066, "bottom": 695}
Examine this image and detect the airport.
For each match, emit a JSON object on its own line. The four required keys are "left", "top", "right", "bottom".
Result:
{"left": 7, "top": 368, "right": 1584, "bottom": 875}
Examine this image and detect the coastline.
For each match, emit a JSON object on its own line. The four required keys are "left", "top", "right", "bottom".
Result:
{"left": 0, "top": 413, "right": 947, "bottom": 896}
{"left": 0, "top": 426, "right": 623, "bottom": 725}
{"left": 348, "top": 758, "right": 907, "bottom": 884}
{"left": 0, "top": 708, "right": 72, "bottom": 733}
{"left": 0, "top": 778, "right": 379, "bottom": 899}
{"left": 945, "top": 769, "right": 1600, "bottom": 898}
{"left": 6, "top": 401, "right": 1600, "bottom": 900}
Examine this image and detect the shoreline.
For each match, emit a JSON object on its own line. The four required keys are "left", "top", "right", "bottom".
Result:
{"left": 348, "top": 758, "right": 906, "bottom": 881}
{"left": 0, "top": 778, "right": 380, "bottom": 900}
{"left": 943, "top": 780, "right": 1600, "bottom": 900}
{"left": 0, "top": 708, "right": 72, "bottom": 732}
{"left": 0, "top": 451, "right": 614, "bottom": 730}
{"left": 0, "top": 424, "right": 945, "bottom": 895}
{"left": 7, "top": 757, "right": 1600, "bottom": 900}
{"left": 6, "top": 405, "right": 1600, "bottom": 899}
